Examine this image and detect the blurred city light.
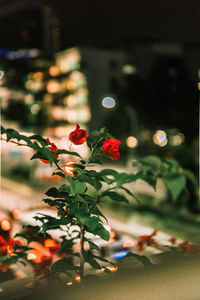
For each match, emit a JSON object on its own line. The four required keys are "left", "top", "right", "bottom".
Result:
{"left": 107, "top": 265, "right": 118, "bottom": 272}
{"left": 49, "top": 65, "right": 60, "bottom": 77}
{"left": 126, "top": 136, "right": 138, "bottom": 148}
{"left": 1, "top": 219, "right": 11, "bottom": 231}
{"left": 75, "top": 275, "right": 81, "bottom": 282}
{"left": 197, "top": 82, "right": 200, "bottom": 91}
{"left": 122, "top": 64, "right": 137, "bottom": 75}
{"left": 123, "top": 240, "right": 134, "bottom": 248}
{"left": 12, "top": 209, "right": 22, "bottom": 220}
{"left": 63, "top": 162, "right": 74, "bottom": 177}
{"left": 170, "top": 132, "right": 185, "bottom": 146}
{"left": 47, "top": 80, "right": 61, "bottom": 93}
{"left": 112, "top": 250, "right": 129, "bottom": 259}
{"left": 0, "top": 71, "right": 4, "bottom": 79}
{"left": 102, "top": 96, "right": 116, "bottom": 109}
{"left": 153, "top": 130, "right": 168, "bottom": 147}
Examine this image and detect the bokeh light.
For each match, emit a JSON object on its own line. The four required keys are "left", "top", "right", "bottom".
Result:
{"left": 126, "top": 136, "right": 138, "bottom": 148}
{"left": 102, "top": 96, "right": 116, "bottom": 109}
{"left": 153, "top": 130, "right": 168, "bottom": 147}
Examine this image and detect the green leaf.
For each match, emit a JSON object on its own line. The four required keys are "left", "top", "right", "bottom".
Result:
{"left": 88, "top": 241, "right": 100, "bottom": 251}
{"left": 66, "top": 177, "right": 87, "bottom": 196}
{"left": 78, "top": 174, "right": 102, "bottom": 190}
{"left": 56, "top": 149, "right": 82, "bottom": 158}
{"left": 127, "top": 252, "right": 153, "bottom": 266}
{"left": 183, "top": 169, "right": 198, "bottom": 186}
{"left": 29, "top": 135, "right": 49, "bottom": 146}
{"left": 52, "top": 171, "right": 65, "bottom": 178}
{"left": 163, "top": 174, "right": 186, "bottom": 201}
{"left": 58, "top": 184, "right": 71, "bottom": 193}
{"left": 50, "top": 258, "right": 78, "bottom": 272}
{"left": 1, "top": 125, "right": 6, "bottom": 134}
{"left": 0, "top": 256, "right": 18, "bottom": 264}
{"left": 59, "top": 239, "right": 74, "bottom": 254}
{"left": 86, "top": 258, "right": 102, "bottom": 269}
{"left": 45, "top": 187, "right": 61, "bottom": 198}
{"left": 42, "top": 218, "right": 71, "bottom": 234}
{"left": 102, "top": 191, "right": 128, "bottom": 203}
{"left": 140, "top": 156, "right": 162, "bottom": 169}
{"left": 120, "top": 187, "right": 140, "bottom": 203}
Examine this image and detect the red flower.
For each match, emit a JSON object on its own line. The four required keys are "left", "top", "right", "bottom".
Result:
{"left": 169, "top": 237, "right": 177, "bottom": 245}
{"left": 7, "top": 240, "right": 22, "bottom": 256}
{"left": 40, "top": 138, "right": 58, "bottom": 164}
{"left": 69, "top": 124, "right": 88, "bottom": 145}
{"left": 99, "top": 138, "right": 121, "bottom": 160}
{"left": 179, "top": 241, "right": 200, "bottom": 256}
{"left": 0, "top": 235, "right": 7, "bottom": 255}
{"left": 137, "top": 229, "right": 159, "bottom": 252}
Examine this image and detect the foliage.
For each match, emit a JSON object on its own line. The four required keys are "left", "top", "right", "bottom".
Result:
{"left": 0, "top": 125, "right": 198, "bottom": 284}
{"left": 132, "top": 155, "right": 198, "bottom": 202}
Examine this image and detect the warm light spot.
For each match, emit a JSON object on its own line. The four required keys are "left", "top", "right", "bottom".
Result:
{"left": 110, "top": 230, "right": 116, "bottom": 241}
{"left": 107, "top": 265, "right": 118, "bottom": 272}
{"left": 123, "top": 240, "right": 134, "bottom": 248}
{"left": 65, "top": 79, "right": 76, "bottom": 91}
{"left": 64, "top": 95, "right": 77, "bottom": 107}
{"left": 75, "top": 275, "right": 81, "bottom": 282}
{"left": 44, "top": 239, "right": 58, "bottom": 249}
{"left": 32, "top": 72, "right": 43, "bottom": 81}
{"left": 63, "top": 162, "right": 74, "bottom": 177}
{"left": 170, "top": 132, "right": 185, "bottom": 146}
{"left": 126, "top": 136, "right": 138, "bottom": 148}
{"left": 197, "top": 82, "right": 200, "bottom": 91}
{"left": 122, "top": 64, "right": 137, "bottom": 75}
{"left": 30, "top": 104, "right": 40, "bottom": 115}
{"left": 12, "top": 209, "right": 22, "bottom": 220}
{"left": 27, "top": 252, "right": 37, "bottom": 261}
{"left": 0, "top": 71, "right": 5, "bottom": 79}
{"left": 153, "top": 130, "right": 167, "bottom": 147}
{"left": 66, "top": 281, "right": 73, "bottom": 286}
{"left": 1, "top": 219, "right": 11, "bottom": 231}
{"left": 47, "top": 80, "right": 61, "bottom": 93}
{"left": 102, "top": 97, "right": 116, "bottom": 109}
{"left": 49, "top": 65, "right": 60, "bottom": 77}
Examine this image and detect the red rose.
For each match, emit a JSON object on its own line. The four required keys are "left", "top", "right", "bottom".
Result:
{"left": 99, "top": 138, "right": 121, "bottom": 160}
{"left": 40, "top": 138, "right": 58, "bottom": 164}
{"left": 69, "top": 124, "right": 88, "bottom": 145}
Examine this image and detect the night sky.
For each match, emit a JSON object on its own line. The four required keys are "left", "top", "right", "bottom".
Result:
{"left": 0, "top": 0, "right": 200, "bottom": 49}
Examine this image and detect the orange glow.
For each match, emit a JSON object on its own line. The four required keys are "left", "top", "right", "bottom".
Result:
{"left": 47, "top": 80, "right": 61, "bottom": 93}
{"left": 107, "top": 265, "right": 118, "bottom": 272}
{"left": 1, "top": 219, "right": 11, "bottom": 231}
{"left": 65, "top": 79, "right": 76, "bottom": 91}
{"left": 44, "top": 239, "right": 60, "bottom": 255}
{"left": 75, "top": 275, "right": 81, "bottom": 282}
{"left": 32, "top": 72, "right": 43, "bottom": 81}
{"left": 110, "top": 230, "right": 116, "bottom": 241}
{"left": 44, "top": 239, "right": 58, "bottom": 249}
{"left": 66, "top": 281, "right": 73, "bottom": 285}
{"left": 63, "top": 162, "right": 74, "bottom": 177}
{"left": 123, "top": 240, "right": 134, "bottom": 248}
{"left": 49, "top": 65, "right": 60, "bottom": 77}
{"left": 12, "top": 209, "right": 22, "bottom": 220}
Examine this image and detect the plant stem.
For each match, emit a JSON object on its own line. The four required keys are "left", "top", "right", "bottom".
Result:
{"left": 85, "top": 137, "right": 103, "bottom": 166}
{"left": 80, "top": 225, "right": 85, "bottom": 279}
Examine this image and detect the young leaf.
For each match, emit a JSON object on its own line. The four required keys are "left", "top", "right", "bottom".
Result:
{"left": 127, "top": 252, "right": 154, "bottom": 266}
{"left": 140, "top": 156, "right": 162, "bottom": 169}
{"left": 56, "top": 149, "right": 82, "bottom": 158}
{"left": 102, "top": 191, "right": 128, "bottom": 203}
{"left": 50, "top": 258, "right": 78, "bottom": 272}
{"left": 163, "top": 174, "right": 186, "bottom": 201}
